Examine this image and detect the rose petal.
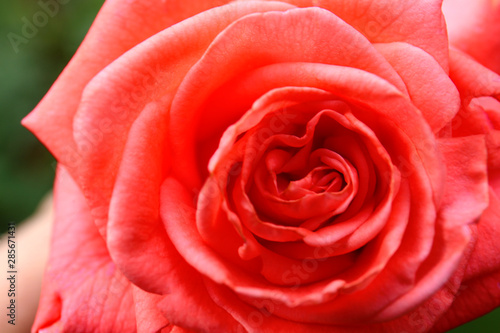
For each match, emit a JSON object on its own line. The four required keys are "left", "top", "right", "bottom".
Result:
{"left": 373, "top": 224, "right": 471, "bottom": 321}
{"left": 441, "top": 50, "right": 500, "bottom": 145}
{"left": 374, "top": 42, "right": 460, "bottom": 132}
{"left": 157, "top": 264, "right": 245, "bottom": 333}
{"left": 463, "top": 189, "right": 500, "bottom": 281}
{"left": 106, "top": 98, "right": 175, "bottom": 294}
{"left": 33, "top": 166, "right": 137, "bottom": 332}
{"left": 448, "top": 49, "right": 500, "bottom": 101}
{"left": 204, "top": 279, "right": 350, "bottom": 333}
{"left": 132, "top": 286, "right": 171, "bottom": 333}
{"left": 283, "top": 0, "right": 450, "bottom": 70}
{"left": 431, "top": 269, "right": 500, "bottom": 332}
{"left": 443, "top": 0, "right": 500, "bottom": 74}
{"left": 430, "top": 192, "right": 500, "bottom": 331}
{"left": 487, "top": 130, "right": 500, "bottom": 199}
{"left": 436, "top": 136, "right": 489, "bottom": 228}
{"left": 474, "top": 97, "right": 500, "bottom": 131}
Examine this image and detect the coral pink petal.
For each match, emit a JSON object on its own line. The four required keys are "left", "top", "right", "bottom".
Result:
{"left": 156, "top": 264, "right": 245, "bottom": 333}
{"left": 155, "top": 205, "right": 246, "bottom": 332}
{"left": 463, "top": 189, "right": 500, "bottom": 281}
{"left": 106, "top": 99, "right": 177, "bottom": 294}
{"left": 204, "top": 279, "right": 350, "bottom": 333}
{"left": 430, "top": 193, "right": 500, "bottom": 330}
{"left": 443, "top": 0, "right": 500, "bottom": 74}
{"left": 374, "top": 42, "right": 460, "bottom": 132}
{"left": 486, "top": 130, "right": 500, "bottom": 200}
{"left": 436, "top": 136, "right": 489, "bottom": 228}
{"left": 448, "top": 49, "right": 500, "bottom": 100}
{"left": 374, "top": 225, "right": 471, "bottom": 321}
{"left": 132, "top": 286, "right": 171, "bottom": 333}
{"left": 432, "top": 268, "right": 500, "bottom": 332}
{"left": 154, "top": 240, "right": 245, "bottom": 333}
{"left": 285, "top": 0, "right": 449, "bottom": 70}
{"left": 33, "top": 166, "right": 136, "bottom": 332}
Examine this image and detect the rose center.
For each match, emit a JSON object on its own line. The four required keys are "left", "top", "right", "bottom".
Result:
{"left": 277, "top": 167, "right": 346, "bottom": 195}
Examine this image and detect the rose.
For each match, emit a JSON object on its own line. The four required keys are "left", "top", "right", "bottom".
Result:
{"left": 23, "top": 0, "right": 500, "bottom": 332}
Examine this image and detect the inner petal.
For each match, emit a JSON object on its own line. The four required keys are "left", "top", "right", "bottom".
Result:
{"left": 282, "top": 166, "right": 344, "bottom": 196}
{"left": 246, "top": 110, "right": 361, "bottom": 228}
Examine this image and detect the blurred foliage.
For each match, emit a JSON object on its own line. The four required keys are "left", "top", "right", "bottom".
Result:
{"left": 450, "top": 308, "right": 500, "bottom": 332}
{"left": 0, "top": 0, "right": 104, "bottom": 230}
{"left": 0, "top": 0, "right": 498, "bottom": 331}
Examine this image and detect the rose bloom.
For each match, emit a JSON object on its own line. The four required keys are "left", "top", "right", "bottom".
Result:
{"left": 23, "top": 0, "right": 500, "bottom": 332}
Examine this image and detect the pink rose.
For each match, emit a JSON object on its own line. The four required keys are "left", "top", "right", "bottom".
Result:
{"left": 24, "top": 0, "right": 500, "bottom": 332}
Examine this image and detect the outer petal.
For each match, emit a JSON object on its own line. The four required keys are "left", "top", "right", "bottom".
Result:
{"left": 431, "top": 190, "right": 500, "bottom": 331}
{"left": 132, "top": 286, "right": 171, "bottom": 333}
{"left": 203, "top": 279, "right": 348, "bottom": 333}
{"left": 374, "top": 42, "right": 460, "bottom": 132}
{"left": 278, "top": 0, "right": 450, "bottom": 70}
{"left": 443, "top": 0, "right": 500, "bottom": 74}
{"left": 33, "top": 166, "right": 138, "bottom": 332}
{"left": 157, "top": 179, "right": 247, "bottom": 332}
{"left": 448, "top": 49, "right": 500, "bottom": 103}
{"left": 435, "top": 136, "right": 489, "bottom": 229}
{"left": 106, "top": 98, "right": 174, "bottom": 294}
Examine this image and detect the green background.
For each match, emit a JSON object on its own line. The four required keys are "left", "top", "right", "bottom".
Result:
{"left": 0, "top": 0, "right": 498, "bottom": 331}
